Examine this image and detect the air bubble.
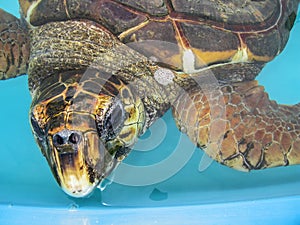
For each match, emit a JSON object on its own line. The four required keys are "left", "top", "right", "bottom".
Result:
{"left": 180, "top": 126, "right": 187, "bottom": 133}
{"left": 98, "top": 178, "right": 113, "bottom": 191}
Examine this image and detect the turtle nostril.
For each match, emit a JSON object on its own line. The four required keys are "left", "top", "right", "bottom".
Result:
{"left": 53, "top": 134, "right": 65, "bottom": 146}
{"left": 69, "top": 133, "right": 81, "bottom": 145}
{"left": 52, "top": 131, "right": 82, "bottom": 147}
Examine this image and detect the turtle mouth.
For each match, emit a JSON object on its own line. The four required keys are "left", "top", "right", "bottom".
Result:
{"left": 45, "top": 130, "right": 117, "bottom": 198}
{"left": 54, "top": 152, "right": 99, "bottom": 197}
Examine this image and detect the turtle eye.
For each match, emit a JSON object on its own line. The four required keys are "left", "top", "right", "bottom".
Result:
{"left": 105, "top": 101, "right": 126, "bottom": 139}
{"left": 102, "top": 100, "right": 126, "bottom": 140}
{"left": 30, "top": 113, "right": 45, "bottom": 140}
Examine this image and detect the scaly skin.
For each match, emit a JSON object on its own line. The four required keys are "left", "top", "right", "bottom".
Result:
{"left": 173, "top": 80, "right": 300, "bottom": 171}
{"left": 0, "top": 9, "right": 29, "bottom": 79}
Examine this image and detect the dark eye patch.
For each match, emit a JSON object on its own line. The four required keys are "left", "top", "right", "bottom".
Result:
{"left": 97, "top": 99, "right": 126, "bottom": 140}
{"left": 30, "top": 113, "right": 46, "bottom": 140}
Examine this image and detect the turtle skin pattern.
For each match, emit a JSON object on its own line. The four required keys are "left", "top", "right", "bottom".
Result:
{"left": 0, "top": 0, "right": 299, "bottom": 197}
{"left": 0, "top": 9, "right": 29, "bottom": 79}
{"left": 173, "top": 80, "right": 300, "bottom": 171}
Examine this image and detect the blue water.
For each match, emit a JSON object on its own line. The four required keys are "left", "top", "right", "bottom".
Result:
{"left": 0, "top": 1, "right": 300, "bottom": 224}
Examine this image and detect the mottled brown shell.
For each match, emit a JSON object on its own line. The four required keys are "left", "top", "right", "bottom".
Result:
{"left": 20, "top": 0, "right": 298, "bottom": 72}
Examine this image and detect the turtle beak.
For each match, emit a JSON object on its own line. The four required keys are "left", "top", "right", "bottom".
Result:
{"left": 46, "top": 130, "right": 116, "bottom": 197}
{"left": 56, "top": 151, "right": 96, "bottom": 197}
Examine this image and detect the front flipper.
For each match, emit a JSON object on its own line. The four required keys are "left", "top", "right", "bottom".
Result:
{"left": 172, "top": 80, "right": 300, "bottom": 171}
{"left": 0, "top": 9, "right": 29, "bottom": 79}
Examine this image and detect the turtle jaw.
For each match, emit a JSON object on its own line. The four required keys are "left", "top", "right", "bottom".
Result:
{"left": 46, "top": 130, "right": 117, "bottom": 198}
{"left": 51, "top": 150, "right": 99, "bottom": 198}
{"left": 55, "top": 152, "right": 99, "bottom": 198}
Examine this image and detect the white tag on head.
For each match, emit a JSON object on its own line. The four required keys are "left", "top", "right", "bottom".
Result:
{"left": 154, "top": 68, "right": 175, "bottom": 86}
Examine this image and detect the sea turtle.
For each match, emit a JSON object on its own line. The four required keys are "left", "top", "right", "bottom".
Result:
{"left": 0, "top": 0, "right": 299, "bottom": 198}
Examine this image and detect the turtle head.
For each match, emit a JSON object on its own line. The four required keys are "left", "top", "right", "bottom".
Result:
{"left": 29, "top": 70, "right": 145, "bottom": 197}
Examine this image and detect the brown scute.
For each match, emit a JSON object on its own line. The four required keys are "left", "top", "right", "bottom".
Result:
{"left": 244, "top": 0, "right": 299, "bottom": 59}
{"left": 33, "top": 0, "right": 69, "bottom": 25}
{"left": 103, "top": 2, "right": 141, "bottom": 21}
{"left": 45, "top": 95, "right": 66, "bottom": 117}
{"left": 245, "top": 30, "right": 281, "bottom": 59}
{"left": 114, "top": 0, "right": 168, "bottom": 16}
{"left": 66, "top": 113, "right": 97, "bottom": 131}
{"left": 22, "top": 0, "right": 148, "bottom": 34}
{"left": 44, "top": 84, "right": 66, "bottom": 101}
{"left": 71, "top": 92, "right": 99, "bottom": 113}
{"left": 97, "top": 1, "right": 147, "bottom": 34}
{"left": 181, "top": 23, "right": 239, "bottom": 51}
{"left": 82, "top": 81, "right": 104, "bottom": 94}
{"left": 123, "top": 21, "right": 177, "bottom": 44}
{"left": 21, "top": 0, "right": 284, "bottom": 32}
{"left": 47, "top": 113, "right": 66, "bottom": 133}
{"left": 100, "top": 79, "right": 121, "bottom": 96}
{"left": 65, "top": 86, "right": 77, "bottom": 101}
{"left": 171, "top": 0, "right": 280, "bottom": 26}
